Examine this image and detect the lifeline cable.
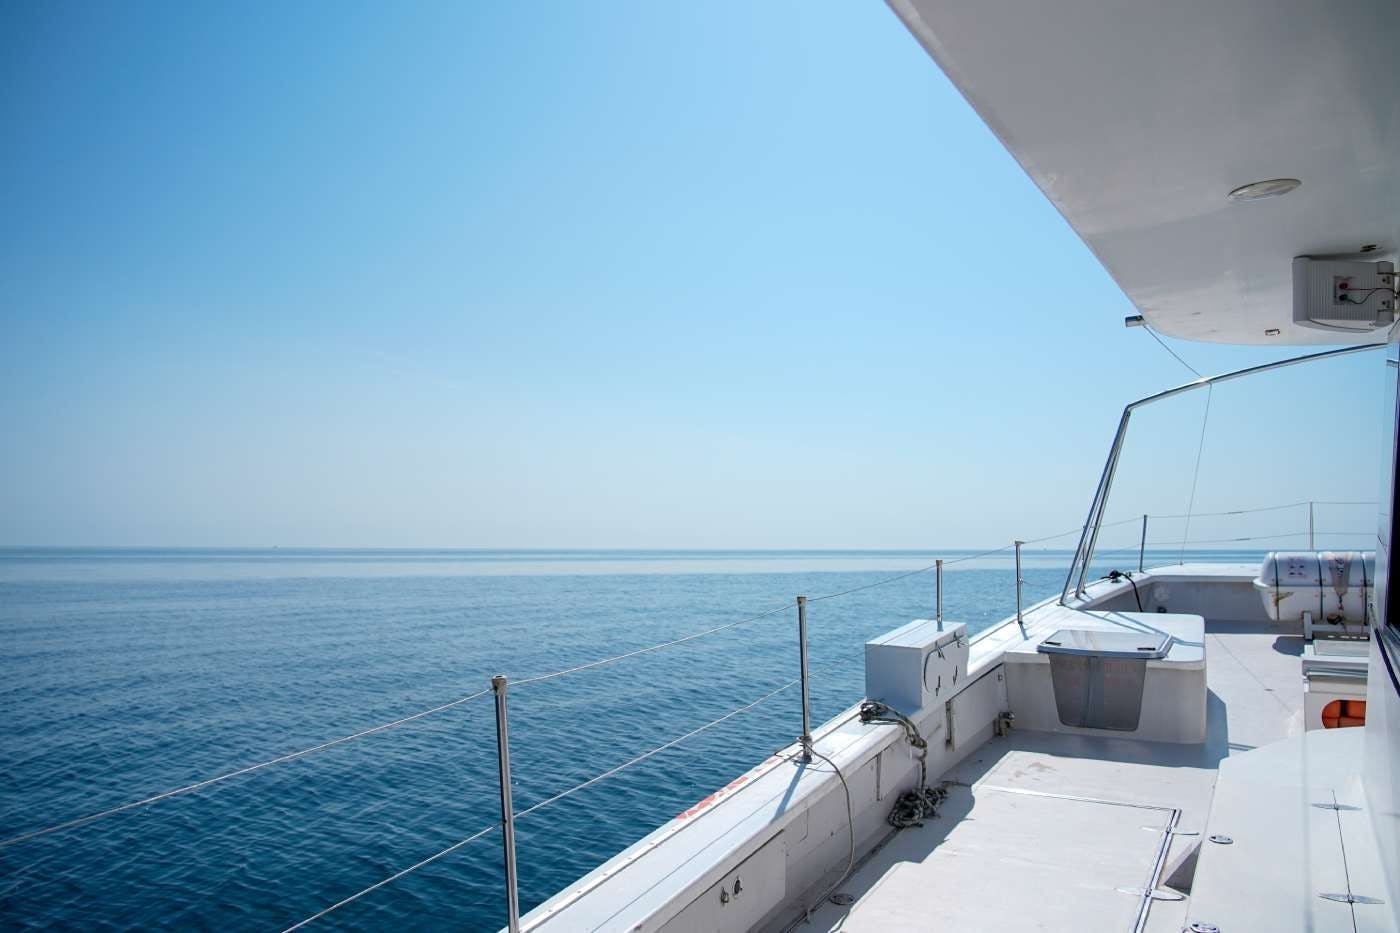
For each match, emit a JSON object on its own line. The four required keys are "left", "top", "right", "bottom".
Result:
{"left": 804, "top": 521, "right": 1135, "bottom": 606}
{"left": 0, "top": 686, "right": 493, "bottom": 850}
{"left": 511, "top": 601, "right": 796, "bottom": 688}
{"left": 5, "top": 500, "right": 1339, "bottom": 852}
{"left": 284, "top": 679, "right": 803, "bottom": 931}
{"left": 280, "top": 822, "right": 499, "bottom": 932}
{"left": 1150, "top": 499, "right": 1374, "bottom": 521}
{"left": 5, "top": 498, "right": 1349, "bottom": 846}
{"left": 1148, "top": 530, "right": 1373, "bottom": 548}
{"left": 515, "top": 679, "right": 799, "bottom": 819}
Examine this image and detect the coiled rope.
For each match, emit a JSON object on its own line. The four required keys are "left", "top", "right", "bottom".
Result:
{"left": 859, "top": 700, "right": 948, "bottom": 829}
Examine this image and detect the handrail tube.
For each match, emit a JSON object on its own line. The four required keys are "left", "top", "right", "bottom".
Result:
{"left": 1138, "top": 514, "right": 1148, "bottom": 572}
{"left": 1061, "top": 410, "right": 1122, "bottom": 601}
{"left": 1060, "top": 342, "right": 1385, "bottom": 605}
{"left": 1062, "top": 407, "right": 1131, "bottom": 602}
{"left": 1123, "top": 343, "right": 1381, "bottom": 413}
{"left": 1077, "top": 408, "right": 1134, "bottom": 597}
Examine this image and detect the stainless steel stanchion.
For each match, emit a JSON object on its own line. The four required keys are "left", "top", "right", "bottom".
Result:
{"left": 492, "top": 675, "right": 521, "bottom": 933}
{"left": 1014, "top": 541, "right": 1025, "bottom": 630}
{"left": 1139, "top": 514, "right": 1148, "bottom": 572}
{"left": 935, "top": 559, "right": 944, "bottom": 629}
{"left": 796, "top": 596, "right": 812, "bottom": 763}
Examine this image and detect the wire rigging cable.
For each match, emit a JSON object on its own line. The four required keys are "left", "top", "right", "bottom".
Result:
{"left": 1179, "top": 383, "right": 1214, "bottom": 564}
{"left": 282, "top": 678, "right": 801, "bottom": 931}
{"left": 1148, "top": 530, "right": 1373, "bottom": 548}
{"left": 511, "top": 601, "right": 796, "bottom": 688}
{"left": 1148, "top": 499, "right": 1376, "bottom": 521}
{"left": 6, "top": 495, "right": 1362, "bottom": 853}
{"left": 806, "top": 522, "right": 1126, "bottom": 605}
{"left": 280, "top": 823, "right": 500, "bottom": 933}
{"left": 515, "top": 679, "right": 799, "bottom": 819}
{"left": 4, "top": 603, "right": 808, "bottom": 848}
{"left": 0, "top": 686, "right": 493, "bottom": 850}
{"left": 278, "top": 491, "right": 1369, "bottom": 930}
{"left": 1143, "top": 324, "right": 1203, "bottom": 379}
{"left": 0, "top": 536, "right": 1027, "bottom": 852}
{"left": 519, "top": 520, "right": 1125, "bottom": 693}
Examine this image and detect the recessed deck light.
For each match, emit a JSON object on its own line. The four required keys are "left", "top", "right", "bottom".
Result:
{"left": 1227, "top": 178, "right": 1301, "bottom": 201}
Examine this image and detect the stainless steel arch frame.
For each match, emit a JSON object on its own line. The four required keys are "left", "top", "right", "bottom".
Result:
{"left": 1059, "top": 342, "right": 1388, "bottom": 605}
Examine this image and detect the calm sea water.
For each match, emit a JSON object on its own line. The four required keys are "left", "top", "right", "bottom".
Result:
{"left": 0, "top": 547, "right": 1256, "bottom": 931}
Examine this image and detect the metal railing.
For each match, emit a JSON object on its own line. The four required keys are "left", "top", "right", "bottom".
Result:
{"left": 492, "top": 675, "right": 522, "bottom": 933}
{"left": 0, "top": 537, "right": 1068, "bottom": 930}
{"left": 2, "top": 497, "right": 1384, "bottom": 929}
{"left": 1084, "top": 503, "right": 1376, "bottom": 576}
{"left": 1060, "top": 343, "right": 1387, "bottom": 604}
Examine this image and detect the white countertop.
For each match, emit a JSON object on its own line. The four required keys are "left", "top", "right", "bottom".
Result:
{"left": 999, "top": 605, "right": 1205, "bottom": 667}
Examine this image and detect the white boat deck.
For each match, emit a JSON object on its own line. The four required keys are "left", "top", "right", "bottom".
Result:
{"left": 792, "top": 617, "right": 1308, "bottom": 932}
{"left": 522, "top": 566, "right": 1395, "bottom": 933}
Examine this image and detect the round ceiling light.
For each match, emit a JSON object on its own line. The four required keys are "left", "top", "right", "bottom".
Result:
{"left": 1227, "top": 178, "right": 1301, "bottom": 201}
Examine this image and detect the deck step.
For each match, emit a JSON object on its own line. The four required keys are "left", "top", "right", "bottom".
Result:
{"left": 1185, "top": 728, "right": 1395, "bottom": 932}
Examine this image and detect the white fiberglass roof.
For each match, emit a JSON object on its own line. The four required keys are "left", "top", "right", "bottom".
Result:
{"left": 888, "top": 0, "right": 1400, "bottom": 345}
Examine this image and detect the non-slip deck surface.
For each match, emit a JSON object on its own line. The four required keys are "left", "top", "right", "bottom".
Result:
{"left": 800, "top": 617, "right": 1310, "bottom": 933}
{"left": 826, "top": 784, "right": 1174, "bottom": 931}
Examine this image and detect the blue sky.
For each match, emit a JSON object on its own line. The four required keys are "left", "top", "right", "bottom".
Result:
{"left": 0, "top": 2, "right": 1385, "bottom": 548}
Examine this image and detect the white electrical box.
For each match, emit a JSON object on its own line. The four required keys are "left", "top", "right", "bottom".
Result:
{"left": 1292, "top": 256, "right": 1395, "bottom": 333}
{"left": 864, "top": 620, "right": 968, "bottom": 716}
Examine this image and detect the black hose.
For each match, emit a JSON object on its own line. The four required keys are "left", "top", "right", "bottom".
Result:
{"left": 1105, "top": 570, "right": 1144, "bottom": 611}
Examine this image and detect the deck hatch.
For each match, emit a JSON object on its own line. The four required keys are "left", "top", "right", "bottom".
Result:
{"left": 1037, "top": 628, "right": 1166, "bottom": 731}
{"left": 822, "top": 784, "right": 1180, "bottom": 932}
{"left": 1036, "top": 628, "right": 1172, "bottom": 659}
